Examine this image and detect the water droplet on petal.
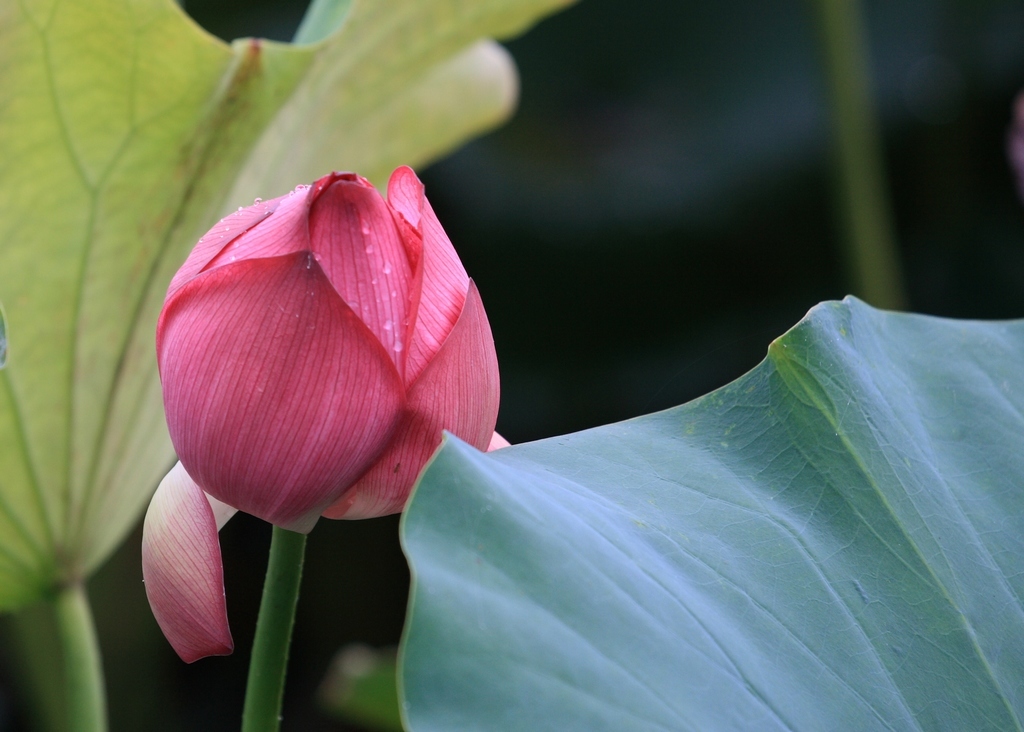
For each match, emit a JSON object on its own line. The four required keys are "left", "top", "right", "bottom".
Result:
{"left": 371, "top": 278, "right": 378, "bottom": 285}
{"left": 254, "top": 197, "right": 262, "bottom": 204}
{"left": 390, "top": 290, "right": 397, "bottom": 298}
{"left": 382, "top": 262, "right": 392, "bottom": 275}
{"left": 238, "top": 206, "right": 243, "bottom": 211}
{"left": 361, "top": 222, "right": 371, "bottom": 235}
{"left": 383, "top": 320, "right": 393, "bottom": 331}
{"left": 393, "top": 340, "right": 403, "bottom": 352}
{"left": 365, "top": 244, "right": 375, "bottom": 254}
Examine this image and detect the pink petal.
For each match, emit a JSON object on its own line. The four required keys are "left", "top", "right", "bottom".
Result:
{"left": 323, "top": 281, "right": 499, "bottom": 519}
{"left": 166, "top": 196, "right": 284, "bottom": 301}
{"left": 309, "top": 175, "right": 413, "bottom": 376}
{"left": 487, "top": 432, "right": 511, "bottom": 451}
{"left": 201, "top": 186, "right": 313, "bottom": 271}
{"left": 158, "top": 252, "right": 404, "bottom": 531}
{"left": 142, "top": 462, "right": 233, "bottom": 663}
{"left": 387, "top": 166, "right": 469, "bottom": 384}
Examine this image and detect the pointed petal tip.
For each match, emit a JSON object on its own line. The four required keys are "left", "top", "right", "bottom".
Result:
{"left": 386, "top": 166, "right": 425, "bottom": 229}
{"left": 142, "top": 463, "right": 233, "bottom": 663}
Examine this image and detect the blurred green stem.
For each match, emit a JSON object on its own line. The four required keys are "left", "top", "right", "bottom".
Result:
{"left": 812, "top": 0, "right": 907, "bottom": 310}
{"left": 242, "top": 526, "right": 307, "bottom": 732}
{"left": 54, "top": 583, "right": 107, "bottom": 732}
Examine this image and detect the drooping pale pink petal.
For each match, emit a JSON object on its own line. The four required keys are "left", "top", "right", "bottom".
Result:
{"left": 387, "top": 166, "right": 469, "bottom": 384}
{"left": 158, "top": 252, "right": 405, "bottom": 532}
{"left": 487, "top": 432, "right": 511, "bottom": 451}
{"left": 309, "top": 175, "right": 413, "bottom": 376}
{"left": 324, "top": 281, "right": 499, "bottom": 519}
{"left": 166, "top": 196, "right": 284, "bottom": 301}
{"left": 141, "top": 462, "right": 233, "bottom": 663}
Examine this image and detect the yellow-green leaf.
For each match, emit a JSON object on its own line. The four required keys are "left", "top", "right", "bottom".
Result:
{"left": 0, "top": 0, "right": 571, "bottom": 610}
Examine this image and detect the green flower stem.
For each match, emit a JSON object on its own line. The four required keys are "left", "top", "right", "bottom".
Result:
{"left": 242, "top": 525, "right": 308, "bottom": 732}
{"left": 54, "top": 583, "right": 108, "bottom": 732}
{"left": 812, "top": 0, "right": 907, "bottom": 310}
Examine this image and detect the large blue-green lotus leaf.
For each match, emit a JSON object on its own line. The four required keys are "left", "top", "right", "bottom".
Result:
{"left": 0, "top": 0, "right": 572, "bottom": 610}
{"left": 401, "top": 297, "right": 1024, "bottom": 731}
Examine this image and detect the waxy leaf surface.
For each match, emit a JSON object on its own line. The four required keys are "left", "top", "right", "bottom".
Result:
{"left": 401, "top": 297, "right": 1024, "bottom": 731}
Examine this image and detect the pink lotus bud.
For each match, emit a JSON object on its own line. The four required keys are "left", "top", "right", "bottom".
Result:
{"left": 143, "top": 167, "right": 500, "bottom": 661}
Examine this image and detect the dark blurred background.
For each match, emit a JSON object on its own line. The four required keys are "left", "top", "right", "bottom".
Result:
{"left": 4, "top": 0, "right": 1024, "bottom": 729}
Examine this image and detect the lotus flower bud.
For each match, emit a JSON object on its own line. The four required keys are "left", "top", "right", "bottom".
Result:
{"left": 143, "top": 167, "right": 500, "bottom": 661}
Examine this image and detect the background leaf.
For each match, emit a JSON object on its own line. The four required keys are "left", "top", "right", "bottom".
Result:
{"left": 401, "top": 297, "right": 1024, "bottom": 731}
{"left": 0, "top": 0, "right": 571, "bottom": 610}
{"left": 319, "top": 644, "right": 403, "bottom": 732}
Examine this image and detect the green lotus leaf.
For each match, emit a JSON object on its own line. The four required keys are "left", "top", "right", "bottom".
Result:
{"left": 401, "top": 297, "right": 1024, "bottom": 731}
